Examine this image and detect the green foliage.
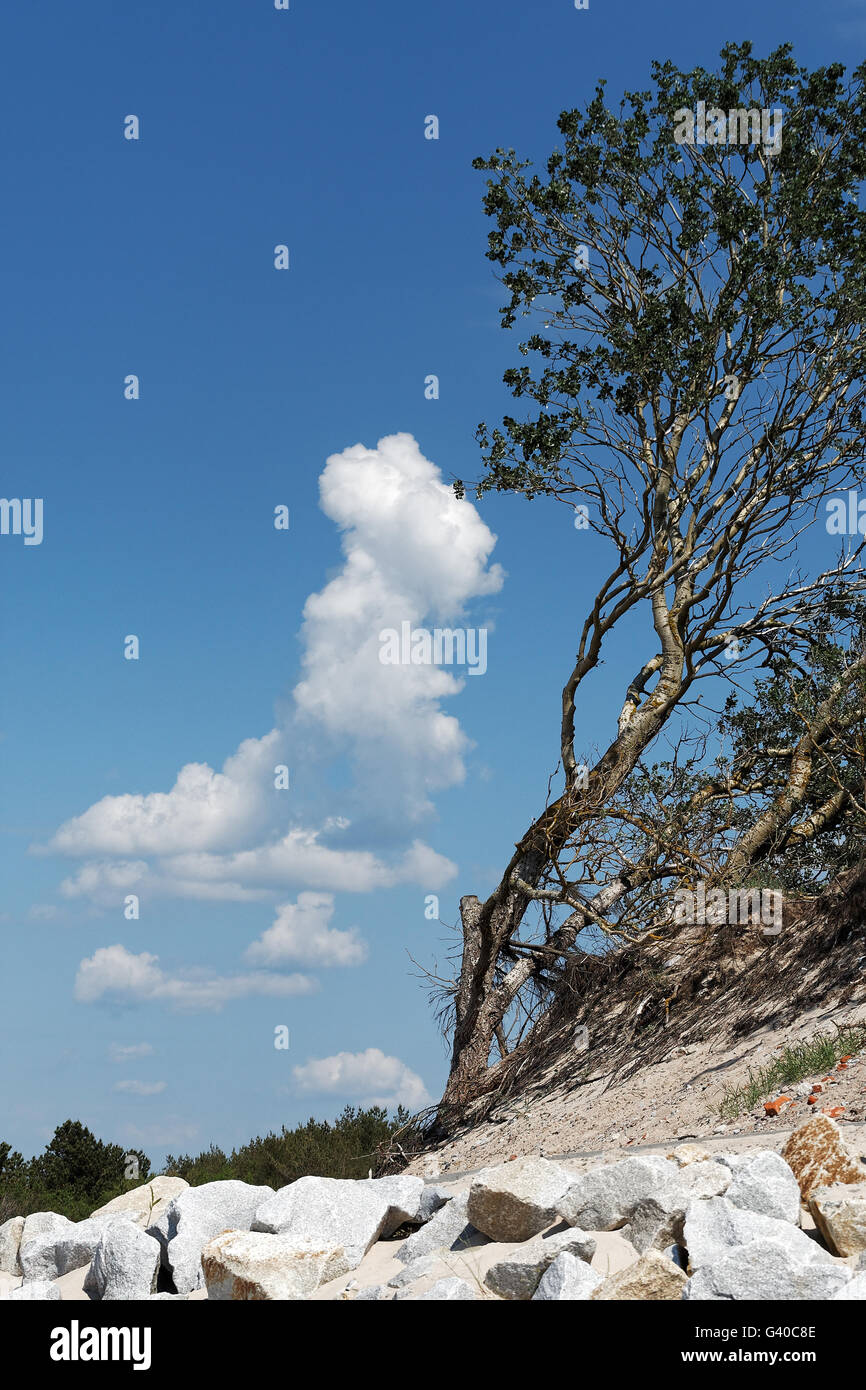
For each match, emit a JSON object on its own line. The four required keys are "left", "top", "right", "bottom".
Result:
{"left": 718, "top": 1024, "right": 866, "bottom": 1119}
{"left": 463, "top": 41, "right": 866, "bottom": 501}
{"left": 0, "top": 1120, "right": 150, "bottom": 1221}
{"left": 0, "top": 1106, "right": 412, "bottom": 1220}
{"left": 162, "top": 1105, "right": 410, "bottom": 1187}
{"left": 36, "top": 1119, "right": 149, "bottom": 1200}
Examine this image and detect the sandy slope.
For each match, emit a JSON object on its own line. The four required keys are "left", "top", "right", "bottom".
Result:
{"left": 407, "top": 1001, "right": 866, "bottom": 1176}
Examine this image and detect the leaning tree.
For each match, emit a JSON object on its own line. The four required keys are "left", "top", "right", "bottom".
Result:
{"left": 438, "top": 42, "right": 866, "bottom": 1120}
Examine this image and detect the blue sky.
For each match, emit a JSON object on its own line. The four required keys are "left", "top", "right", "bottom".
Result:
{"left": 1, "top": 0, "right": 860, "bottom": 1167}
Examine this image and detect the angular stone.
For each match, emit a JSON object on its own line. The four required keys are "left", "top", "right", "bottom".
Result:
{"left": 396, "top": 1193, "right": 488, "bottom": 1265}
{"left": 467, "top": 1158, "right": 574, "bottom": 1243}
{"left": 202, "top": 1229, "right": 338, "bottom": 1299}
{"left": 0, "top": 1217, "right": 24, "bottom": 1276}
{"left": 354, "top": 1283, "right": 393, "bottom": 1300}
{"left": 685, "top": 1239, "right": 851, "bottom": 1300}
{"left": 834, "top": 1272, "right": 866, "bottom": 1299}
{"left": 358, "top": 1175, "right": 425, "bottom": 1233}
{"left": 532, "top": 1251, "right": 603, "bottom": 1300}
{"left": 722, "top": 1151, "right": 801, "bottom": 1224}
{"left": 668, "top": 1144, "right": 712, "bottom": 1167}
{"left": 623, "top": 1162, "right": 732, "bottom": 1254}
{"left": 417, "top": 1185, "right": 451, "bottom": 1224}
{"left": 20, "top": 1215, "right": 131, "bottom": 1283}
{"left": 2, "top": 1280, "right": 61, "bottom": 1301}
{"left": 252, "top": 1175, "right": 419, "bottom": 1281}
{"left": 401, "top": 1276, "right": 477, "bottom": 1300}
{"left": 682, "top": 1162, "right": 733, "bottom": 1200}
{"left": 149, "top": 1180, "right": 274, "bottom": 1294}
{"left": 557, "top": 1156, "right": 681, "bottom": 1232}
{"left": 808, "top": 1182, "right": 866, "bottom": 1258}
{"left": 591, "top": 1249, "right": 688, "bottom": 1300}
{"left": 90, "top": 1177, "right": 189, "bottom": 1231}
{"left": 484, "top": 1227, "right": 596, "bottom": 1301}
{"left": 20, "top": 1211, "right": 74, "bottom": 1251}
{"left": 781, "top": 1115, "right": 866, "bottom": 1200}
{"left": 83, "top": 1220, "right": 161, "bottom": 1300}
{"left": 426, "top": 1276, "right": 478, "bottom": 1300}
{"left": 684, "top": 1197, "right": 835, "bottom": 1272}
{"left": 387, "top": 1254, "right": 442, "bottom": 1288}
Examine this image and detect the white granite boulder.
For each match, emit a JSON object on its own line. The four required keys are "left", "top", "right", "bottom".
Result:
{"left": 250, "top": 1175, "right": 421, "bottom": 1282}
{"left": 834, "top": 1271, "right": 866, "bottom": 1299}
{"left": 721, "top": 1151, "right": 801, "bottom": 1225}
{"left": 20, "top": 1215, "right": 130, "bottom": 1283}
{"left": 90, "top": 1177, "right": 189, "bottom": 1232}
{"left": 84, "top": 1220, "right": 161, "bottom": 1300}
{"left": 467, "top": 1158, "right": 575, "bottom": 1243}
{"left": 557, "top": 1156, "right": 682, "bottom": 1232}
{"left": 395, "top": 1192, "right": 489, "bottom": 1265}
{"left": 532, "top": 1251, "right": 603, "bottom": 1301}
{"left": 19, "top": 1211, "right": 73, "bottom": 1251}
{"left": 202, "top": 1229, "right": 340, "bottom": 1299}
{"left": 2, "top": 1279, "right": 61, "bottom": 1301}
{"left": 484, "top": 1227, "right": 596, "bottom": 1300}
{"left": 402, "top": 1276, "right": 477, "bottom": 1301}
{"left": 623, "top": 1161, "right": 732, "bottom": 1253}
{"left": 0, "top": 1217, "right": 25, "bottom": 1276}
{"left": 148, "top": 1180, "right": 274, "bottom": 1294}
{"left": 683, "top": 1196, "right": 834, "bottom": 1272}
{"left": 684, "top": 1238, "right": 851, "bottom": 1300}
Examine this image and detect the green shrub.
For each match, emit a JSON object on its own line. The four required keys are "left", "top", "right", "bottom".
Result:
{"left": 0, "top": 1105, "right": 412, "bottom": 1219}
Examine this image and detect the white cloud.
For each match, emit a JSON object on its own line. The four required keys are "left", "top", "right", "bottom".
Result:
{"left": 245, "top": 892, "right": 367, "bottom": 967}
{"left": 164, "top": 831, "right": 456, "bottom": 895}
{"left": 109, "top": 1042, "right": 154, "bottom": 1063}
{"left": 75, "top": 944, "right": 317, "bottom": 1013}
{"left": 59, "top": 859, "right": 272, "bottom": 906}
{"left": 294, "top": 433, "right": 504, "bottom": 820}
{"left": 49, "top": 732, "right": 284, "bottom": 857}
{"left": 40, "top": 434, "right": 501, "bottom": 979}
{"left": 292, "top": 1047, "right": 431, "bottom": 1110}
{"left": 59, "top": 834, "right": 455, "bottom": 906}
{"left": 113, "top": 1079, "right": 166, "bottom": 1096}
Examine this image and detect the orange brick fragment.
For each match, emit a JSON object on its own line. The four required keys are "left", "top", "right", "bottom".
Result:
{"left": 807, "top": 1095, "right": 819, "bottom": 1105}
{"left": 764, "top": 1095, "right": 792, "bottom": 1116}
{"left": 822, "top": 1105, "right": 846, "bottom": 1118}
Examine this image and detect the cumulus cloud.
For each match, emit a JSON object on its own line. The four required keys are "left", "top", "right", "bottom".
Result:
{"left": 164, "top": 832, "right": 456, "bottom": 895}
{"left": 75, "top": 945, "right": 317, "bottom": 1012}
{"left": 245, "top": 892, "right": 367, "bottom": 967}
{"left": 41, "top": 436, "right": 501, "bottom": 1020}
{"left": 49, "top": 732, "right": 284, "bottom": 858}
{"left": 109, "top": 1042, "right": 154, "bottom": 1063}
{"left": 113, "top": 1079, "right": 166, "bottom": 1096}
{"left": 294, "top": 433, "right": 504, "bottom": 819}
{"left": 292, "top": 1047, "right": 431, "bottom": 1109}
{"left": 59, "top": 859, "right": 273, "bottom": 906}
{"left": 58, "top": 834, "right": 455, "bottom": 906}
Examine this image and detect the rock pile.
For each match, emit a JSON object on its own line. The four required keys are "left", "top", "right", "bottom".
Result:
{"left": 2, "top": 1115, "right": 866, "bottom": 1301}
